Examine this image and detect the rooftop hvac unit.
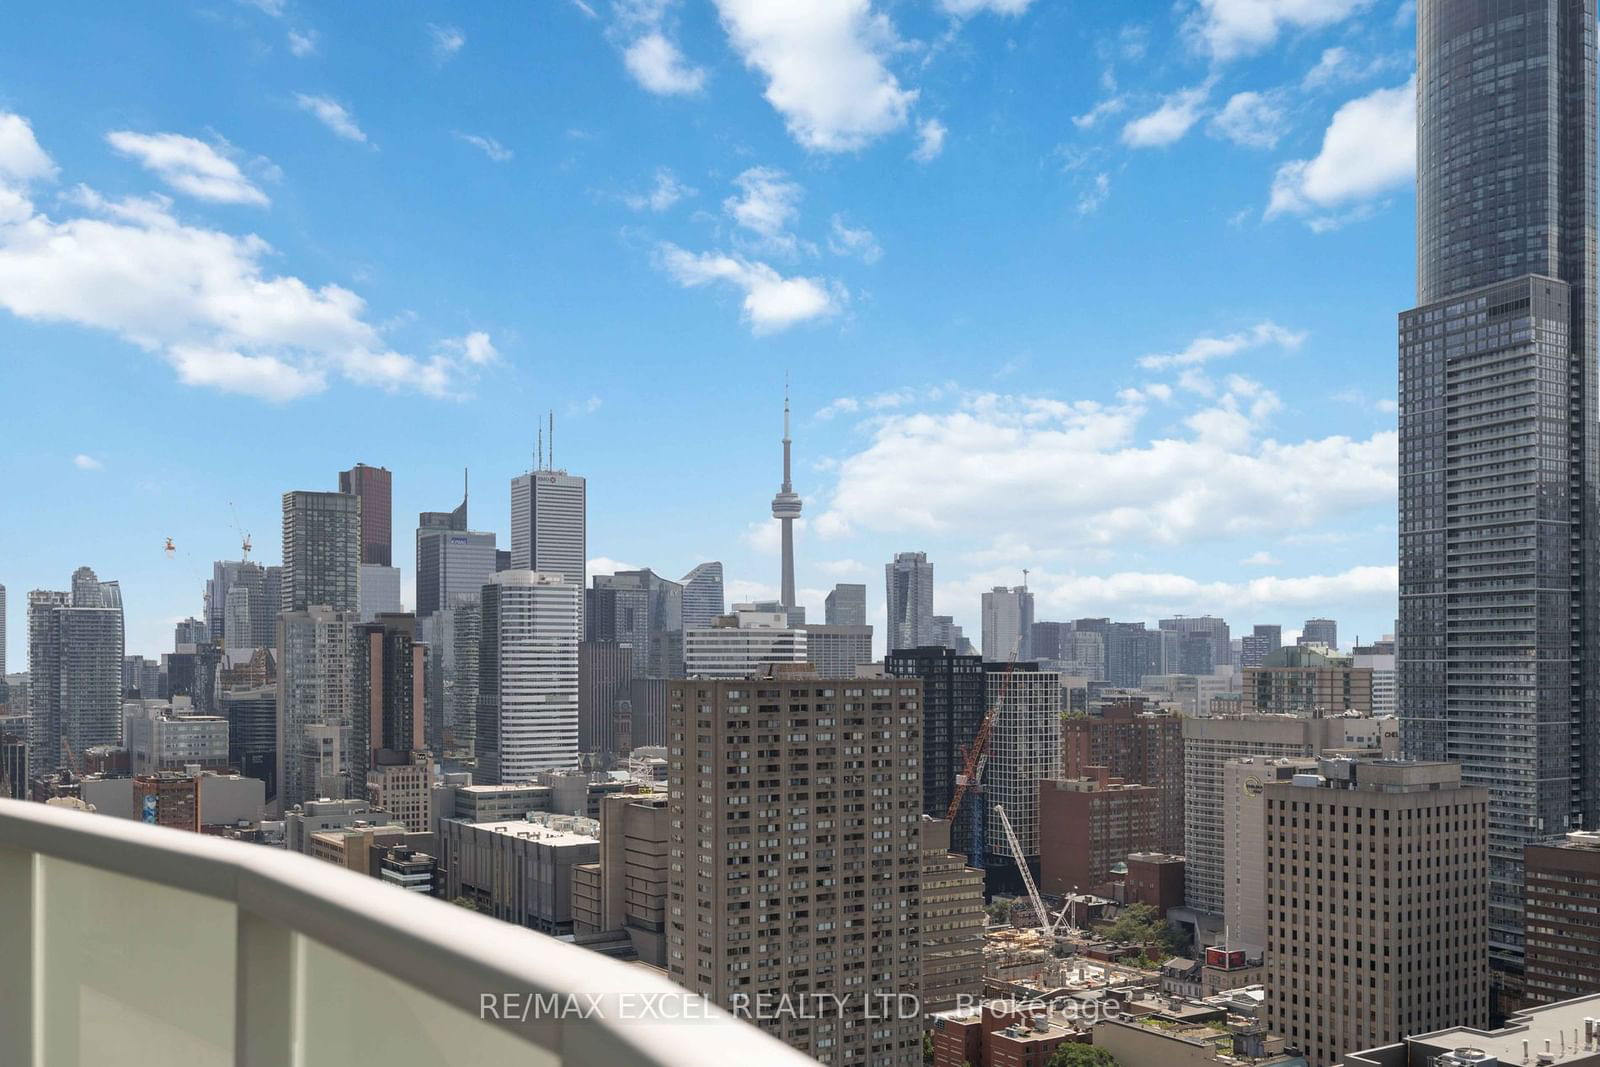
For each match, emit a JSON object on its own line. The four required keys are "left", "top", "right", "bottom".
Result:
{"left": 1436, "top": 1050, "right": 1497, "bottom": 1067}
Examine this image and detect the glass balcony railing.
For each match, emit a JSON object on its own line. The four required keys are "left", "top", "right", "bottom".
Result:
{"left": 0, "top": 797, "right": 817, "bottom": 1067}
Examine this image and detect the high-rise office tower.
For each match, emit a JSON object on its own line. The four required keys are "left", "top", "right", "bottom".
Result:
{"left": 770, "top": 387, "right": 802, "bottom": 617}
{"left": 348, "top": 613, "right": 425, "bottom": 802}
{"left": 1400, "top": 0, "right": 1598, "bottom": 973}
{"left": 798, "top": 623, "right": 872, "bottom": 678}
{"left": 579, "top": 640, "right": 634, "bottom": 760}
{"left": 1263, "top": 759, "right": 1488, "bottom": 1065}
{"left": 665, "top": 670, "right": 925, "bottom": 1066}
{"left": 1239, "top": 623, "right": 1282, "bottom": 668}
{"left": 888, "top": 645, "right": 987, "bottom": 861}
{"left": 1182, "top": 713, "right": 1386, "bottom": 919}
{"left": 678, "top": 562, "right": 725, "bottom": 630}
{"left": 982, "top": 662, "right": 1061, "bottom": 867}
{"left": 221, "top": 687, "right": 279, "bottom": 815}
{"left": 209, "top": 559, "right": 277, "bottom": 649}
{"left": 276, "top": 605, "right": 357, "bottom": 812}
{"left": 1028, "top": 620, "right": 1070, "bottom": 662}
{"left": 338, "top": 462, "right": 393, "bottom": 567}
{"left": 981, "top": 585, "right": 1034, "bottom": 661}
{"left": 587, "top": 569, "right": 683, "bottom": 678}
{"left": 174, "top": 617, "right": 208, "bottom": 648}
{"left": 433, "top": 592, "right": 482, "bottom": 753}
{"left": 823, "top": 582, "right": 867, "bottom": 626}
{"left": 0, "top": 582, "right": 7, "bottom": 676}
{"left": 27, "top": 590, "right": 68, "bottom": 761}
{"left": 1297, "top": 617, "right": 1338, "bottom": 650}
{"left": 930, "top": 615, "right": 973, "bottom": 656}
{"left": 476, "top": 571, "right": 581, "bottom": 784}
{"left": 886, "top": 551, "right": 935, "bottom": 651}
{"left": 415, "top": 487, "right": 497, "bottom": 621}
{"left": 682, "top": 605, "right": 807, "bottom": 679}
{"left": 28, "top": 570, "right": 124, "bottom": 767}
{"left": 1158, "top": 615, "right": 1231, "bottom": 675}
{"left": 509, "top": 466, "right": 586, "bottom": 589}
{"left": 281, "top": 490, "right": 360, "bottom": 614}
{"left": 357, "top": 564, "right": 403, "bottom": 621}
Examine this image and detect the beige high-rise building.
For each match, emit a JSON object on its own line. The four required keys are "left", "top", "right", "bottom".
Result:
{"left": 1184, "top": 713, "right": 1385, "bottom": 917}
{"left": 1263, "top": 758, "right": 1488, "bottom": 1066}
{"left": 571, "top": 791, "right": 670, "bottom": 966}
{"left": 919, "top": 816, "right": 984, "bottom": 1015}
{"left": 666, "top": 667, "right": 924, "bottom": 1066}
{"left": 1220, "top": 755, "right": 1318, "bottom": 955}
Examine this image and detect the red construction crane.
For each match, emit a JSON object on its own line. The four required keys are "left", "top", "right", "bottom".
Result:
{"left": 945, "top": 638, "right": 1022, "bottom": 823}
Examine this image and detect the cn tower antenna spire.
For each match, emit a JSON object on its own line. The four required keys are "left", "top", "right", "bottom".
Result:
{"left": 771, "top": 373, "right": 802, "bottom": 613}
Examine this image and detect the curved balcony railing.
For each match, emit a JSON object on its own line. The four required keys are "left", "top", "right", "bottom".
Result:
{"left": 0, "top": 798, "right": 817, "bottom": 1067}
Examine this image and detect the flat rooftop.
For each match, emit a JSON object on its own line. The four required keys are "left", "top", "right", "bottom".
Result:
{"left": 454, "top": 820, "right": 597, "bottom": 847}
{"left": 1366, "top": 994, "right": 1600, "bottom": 1066}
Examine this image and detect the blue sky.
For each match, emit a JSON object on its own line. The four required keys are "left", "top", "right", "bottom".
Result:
{"left": 0, "top": 0, "right": 1417, "bottom": 667}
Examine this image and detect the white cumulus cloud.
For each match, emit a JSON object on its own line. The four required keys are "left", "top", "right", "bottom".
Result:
{"left": 1268, "top": 77, "right": 1414, "bottom": 225}
{"left": 1138, "top": 321, "right": 1305, "bottom": 370}
{"left": 1121, "top": 82, "right": 1212, "bottom": 148}
{"left": 0, "top": 112, "right": 496, "bottom": 402}
{"left": 912, "top": 118, "right": 947, "bottom": 162}
{"left": 712, "top": 0, "right": 916, "bottom": 152}
{"left": 656, "top": 242, "right": 843, "bottom": 334}
{"left": 1186, "top": 0, "right": 1373, "bottom": 62}
{"left": 941, "top": 0, "right": 1033, "bottom": 13}
{"left": 624, "top": 32, "right": 707, "bottom": 94}
{"left": 1208, "top": 91, "right": 1287, "bottom": 149}
{"left": 73, "top": 454, "right": 103, "bottom": 471}
{"left": 107, "top": 131, "right": 270, "bottom": 206}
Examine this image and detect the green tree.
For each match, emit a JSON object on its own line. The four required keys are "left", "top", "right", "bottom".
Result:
{"left": 1098, "top": 903, "right": 1187, "bottom": 957}
{"left": 1046, "top": 1043, "right": 1118, "bottom": 1067}
{"left": 450, "top": 895, "right": 479, "bottom": 912}
{"left": 923, "top": 1030, "right": 934, "bottom": 1066}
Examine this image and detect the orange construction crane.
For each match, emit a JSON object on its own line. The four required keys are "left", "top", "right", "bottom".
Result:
{"left": 60, "top": 735, "right": 81, "bottom": 777}
{"left": 945, "top": 638, "right": 1022, "bottom": 825}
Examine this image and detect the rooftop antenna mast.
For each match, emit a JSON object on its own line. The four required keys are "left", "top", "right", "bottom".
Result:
{"left": 537, "top": 425, "right": 544, "bottom": 472}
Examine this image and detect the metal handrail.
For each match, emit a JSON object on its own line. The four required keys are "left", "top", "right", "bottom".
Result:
{"left": 0, "top": 798, "right": 816, "bottom": 1066}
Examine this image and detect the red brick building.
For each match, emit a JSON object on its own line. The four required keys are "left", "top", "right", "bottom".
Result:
{"left": 930, "top": 1001, "right": 1088, "bottom": 1067}
{"left": 1061, "top": 701, "right": 1183, "bottom": 853}
{"left": 1125, "top": 852, "right": 1186, "bottom": 914}
{"left": 1039, "top": 768, "right": 1162, "bottom": 896}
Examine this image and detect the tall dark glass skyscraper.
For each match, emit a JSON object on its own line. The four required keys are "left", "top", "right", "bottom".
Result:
{"left": 1400, "top": 0, "right": 1598, "bottom": 973}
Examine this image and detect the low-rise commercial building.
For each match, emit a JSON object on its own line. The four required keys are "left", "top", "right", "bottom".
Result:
{"left": 440, "top": 817, "right": 598, "bottom": 935}
{"left": 1340, "top": 993, "right": 1600, "bottom": 1067}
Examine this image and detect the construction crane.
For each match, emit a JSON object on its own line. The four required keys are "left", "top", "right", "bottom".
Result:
{"left": 229, "top": 501, "right": 253, "bottom": 561}
{"left": 993, "top": 804, "right": 1052, "bottom": 930}
{"left": 946, "top": 638, "right": 1023, "bottom": 869}
{"left": 60, "top": 736, "right": 81, "bottom": 777}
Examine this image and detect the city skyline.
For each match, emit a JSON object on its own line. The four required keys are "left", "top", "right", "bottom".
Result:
{"left": 2, "top": 3, "right": 1414, "bottom": 668}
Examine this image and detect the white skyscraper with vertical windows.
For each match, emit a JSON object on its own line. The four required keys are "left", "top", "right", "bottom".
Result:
{"left": 509, "top": 470, "right": 586, "bottom": 589}
{"left": 476, "top": 571, "right": 581, "bottom": 783}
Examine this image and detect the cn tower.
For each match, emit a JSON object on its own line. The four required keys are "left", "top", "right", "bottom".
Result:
{"left": 771, "top": 383, "right": 802, "bottom": 612}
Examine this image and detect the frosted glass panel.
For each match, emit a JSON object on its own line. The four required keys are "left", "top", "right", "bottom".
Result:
{"left": 298, "top": 937, "right": 559, "bottom": 1066}
{"left": 39, "top": 856, "right": 235, "bottom": 1067}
